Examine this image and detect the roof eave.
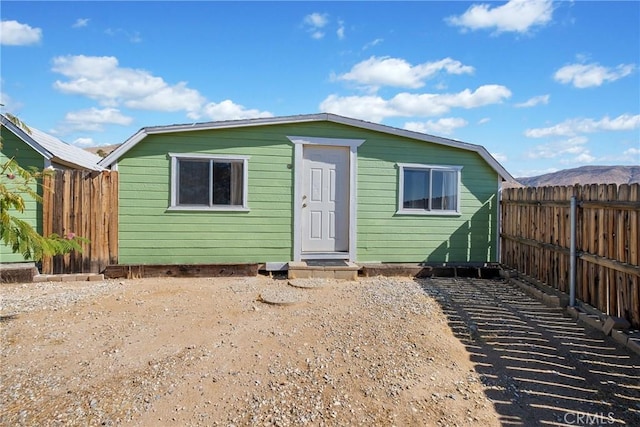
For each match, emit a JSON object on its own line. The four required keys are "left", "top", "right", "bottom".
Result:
{"left": 51, "top": 157, "right": 104, "bottom": 171}
{"left": 99, "top": 128, "right": 148, "bottom": 168}
{"left": 1, "top": 115, "right": 53, "bottom": 160}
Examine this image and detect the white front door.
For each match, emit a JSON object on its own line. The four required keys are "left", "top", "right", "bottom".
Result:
{"left": 301, "top": 145, "right": 349, "bottom": 253}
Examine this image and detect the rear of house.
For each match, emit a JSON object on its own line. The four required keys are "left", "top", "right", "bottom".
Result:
{"left": 100, "top": 114, "right": 512, "bottom": 267}
{"left": 1, "top": 114, "right": 102, "bottom": 264}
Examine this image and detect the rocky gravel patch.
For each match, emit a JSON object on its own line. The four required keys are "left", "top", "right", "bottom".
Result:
{"left": 0, "top": 276, "right": 498, "bottom": 426}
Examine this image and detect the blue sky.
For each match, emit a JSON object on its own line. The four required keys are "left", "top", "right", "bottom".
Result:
{"left": 1, "top": 1, "right": 638, "bottom": 178}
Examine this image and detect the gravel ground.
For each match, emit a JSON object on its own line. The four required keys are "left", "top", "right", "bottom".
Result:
{"left": 0, "top": 276, "right": 499, "bottom": 426}
{"left": 2, "top": 275, "right": 638, "bottom": 427}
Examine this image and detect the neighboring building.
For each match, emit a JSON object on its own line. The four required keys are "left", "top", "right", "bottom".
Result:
{"left": 100, "top": 113, "right": 513, "bottom": 267}
{"left": 1, "top": 114, "right": 103, "bottom": 263}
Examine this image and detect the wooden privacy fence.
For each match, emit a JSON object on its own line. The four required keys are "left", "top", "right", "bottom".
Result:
{"left": 501, "top": 184, "right": 640, "bottom": 328}
{"left": 42, "top": 170, "right": 118, "bottom": 274}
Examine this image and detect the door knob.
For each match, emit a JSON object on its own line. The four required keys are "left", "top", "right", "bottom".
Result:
{"left": 302, "top": 203, "right": 307, "bottom": 208}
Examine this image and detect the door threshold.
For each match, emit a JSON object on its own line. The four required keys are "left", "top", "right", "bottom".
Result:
{"left": 301, "top": 252, "right": 350, "bottom": 260}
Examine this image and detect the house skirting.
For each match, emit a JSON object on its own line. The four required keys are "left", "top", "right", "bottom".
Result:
{"left": 102, "top": 262, "right": 502, "bottom": 280}
{"left": 103, "top": 263, "right": 260, "bottom": 279}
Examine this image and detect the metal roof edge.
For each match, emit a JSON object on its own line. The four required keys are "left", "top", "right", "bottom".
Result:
{"left": 2, "top": 114, "right": 104, "bottom": 171}
{"left": 323, "top": 114, "right": 515, "bottom": 182}
{"left": 99, "top": 113, "right": 514, "bottom": 181}
{"left": 1, "top": 114, "right": 53, "bottom": 160}
{"left": 99, "top": 128, "right": 148, "bottom": 168}
{"left": 99, "top": 114, "right": 330, "bottom": 167}
{"left": 143, "top": 113, "right": 330, "bottom": 134}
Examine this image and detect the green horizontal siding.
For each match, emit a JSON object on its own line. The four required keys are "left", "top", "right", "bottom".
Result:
{"left": 116, "top": 121, "right": 499, "bottom": 265}
{"left": 117, "top": 125, "right": 296, "bottom": 264}
{"left": 0, "top": 127, "right": 44, "bottom": 263}
{"left": 356, "top": 130, "right": 498, "bottom": 263}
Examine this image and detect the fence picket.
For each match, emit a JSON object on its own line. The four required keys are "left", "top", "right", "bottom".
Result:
{"left": 41, "top": 170, "right": 118, "bottom": 274}
{"left": 501, "top": 183, "right": 640, "bottom": 329}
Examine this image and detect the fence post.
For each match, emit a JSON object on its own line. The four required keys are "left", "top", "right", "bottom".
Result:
{"left": 569, "top": 195, "right": 577, "bottom": 307}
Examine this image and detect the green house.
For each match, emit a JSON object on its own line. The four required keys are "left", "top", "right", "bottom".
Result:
{"left": 1, "top": 114, "right": 103, "bottom": 263}
{"left": 100, "top": 114, "right": 513, "bottom": 267}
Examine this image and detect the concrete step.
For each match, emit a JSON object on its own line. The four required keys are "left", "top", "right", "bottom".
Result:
{"left": 287, "top": 261, "right": 359, "bottom": 280}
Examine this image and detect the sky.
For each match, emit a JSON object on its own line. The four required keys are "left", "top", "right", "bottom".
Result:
{"left": 1, "top": 1, "right": 638, "bottom": 178}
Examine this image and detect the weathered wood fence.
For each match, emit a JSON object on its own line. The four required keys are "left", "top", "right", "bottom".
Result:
{"left": 501, "top": 184, "right": 640, "bottom": 328}
{"left": 42, "top": 170, "right": 118, "bottom": 274}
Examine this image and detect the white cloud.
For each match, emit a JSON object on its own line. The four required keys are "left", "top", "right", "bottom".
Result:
{"left": 623, "top": 147, "right": 640, "bottom": 157}
{"left": 319, "top": 95, "right": 394, "bottom": 123}
{"left": 65, "top": 107, "right": 132, "bottom": 125}
{"left": 60, "top": 107, "right": 133, "bottom": 132}
{"left": 51, "top": 54, "right": 271, "bottom": 124}
{"left": 491, "top": 152, "right": 508, "bottom": 163}
{"left": 125, "top": 82, "right": 205, "bottom": 118}
{"left": 0, "top": 90, "right": 22, "bottom": 112}
{"left": 525, "top": 114, "right": 640, "bottom": 138}
{"left": 563, "top": 152, "right": 595, "bottom": 164}
{"left": 446, "top": 0, "right": 554, "bottom": 34}
{"left": 335, "top": 56, "right": 474, "bottom": 90}
{"left": 72, "top": 137, "right": 97, "bottom": 148}
{"left": 52, "top": 55, "right": 205, "bottom": 113}
{"left": 304, "top": 12, "right": 328, "bottom": 28}
{"left": 526, "top": 136, "right": 590, "bottom": 159}
{"left": 517, "top": 167, "right": 559, "bottom": 178}
{"left": 337, "top": 20, "right": 345, "bottom": 40}
{"left": 554, "top": 62, "right": 636, "bottom": 88}
{"left": 105, "top": 27, "right": 142, "bottom": 43}
{"left": 404, "top": 117, "right": 468, "bottom": 135}
{"left": 320, "top": 84, "right": 511, "bottom": 122}
{"left": 525, "top": 135, "right": 598, "bottom": 166}
{"left": 478, "top": 117, "right": 491, "bottom": 125}
{"left": 200, "top": 100, "right": 273, "bottom": 121}
{"left": 53, "top": 55, "right": 164, "bottom": 105}
{"left": 303, "top": 12, "right": 329, "bottom": 39}
{"left": 363, "top": 38, "right": 383, "bottom": 50}
{"left": 0, "top": 20, "right": 42, "bottom": 45}
{"left": 73, "top": 18, "right": 90, "bottom": 28}
{"left": 515, "top": 94, "right": 549, "bottom": 108}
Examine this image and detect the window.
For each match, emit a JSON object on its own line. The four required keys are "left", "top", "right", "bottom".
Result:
{"left": 169, "top": 154, "right": 249, "bottom": 210}
{"left": 397, "top": 163, "right": 462, "bottom": 215}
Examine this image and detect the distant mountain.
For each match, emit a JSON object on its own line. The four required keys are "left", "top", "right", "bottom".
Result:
{"left": 514, "top": 165, "right": 640, "bottom": 187}
{"left": 84, "top": 144, "right": 120, "bottom": 158}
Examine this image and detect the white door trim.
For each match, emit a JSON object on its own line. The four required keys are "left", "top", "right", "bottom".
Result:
{"left": 287, "top": 136, "right": 365, "bottom": 262}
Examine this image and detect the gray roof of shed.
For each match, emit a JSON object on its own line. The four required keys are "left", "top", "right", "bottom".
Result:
{"left": 100, "top": 113, "right": 514, "bottom": 181}
{"left": 1, "top": 114, "right": 103, "bottom": 171}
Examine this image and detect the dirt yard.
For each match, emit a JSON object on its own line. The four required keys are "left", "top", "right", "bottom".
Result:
{"left": 1, "top": 276, "right": 499, "bottom": 426}
{"left": 1, "top": 275, "right": 639, "bottom": 427}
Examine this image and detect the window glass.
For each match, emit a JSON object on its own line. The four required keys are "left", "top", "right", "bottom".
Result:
{"left": 178, "top": 160, "right": 210, "bottom": 205}
{"left": 174, "top": 157, "right": 245, "bottom": 208}
{"left": 432, "top": 170, "right": 444, "bottom": 210}
{"left": 442, "top": 170, "right": 457, "bottom": 210}
{"left": 403, "top": 169, "right": 429, "bottom": 209}
{"left": 212, "top": 162, "right": 231, "bottom": 205}
{"left": 399, "top": 164, "right": 460, "bottom": 214}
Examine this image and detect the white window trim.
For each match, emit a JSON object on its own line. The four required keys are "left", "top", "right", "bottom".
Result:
{"left": 396, "top": 163, "right": 462, "bottom": 216}
{"left": 168, "top": 153, "right": 250, "bottom": 211}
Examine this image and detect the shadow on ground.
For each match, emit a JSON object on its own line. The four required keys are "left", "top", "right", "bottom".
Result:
{"left": 417, "top": 277, "right": 640, "bottom": 427}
